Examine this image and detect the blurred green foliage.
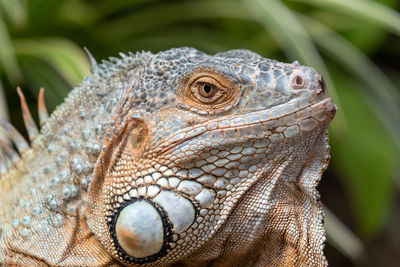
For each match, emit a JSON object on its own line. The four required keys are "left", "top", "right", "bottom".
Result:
{"left": 0, "top": 0, "right": 399, "bottom": 265}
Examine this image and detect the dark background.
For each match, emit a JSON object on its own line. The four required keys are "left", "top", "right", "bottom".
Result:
{"left": 0, "top": 1, "right": 399, "bottom": 266}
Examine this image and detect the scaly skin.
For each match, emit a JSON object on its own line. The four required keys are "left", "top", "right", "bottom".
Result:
{"left": 0, "top": 47, "right": 336, "bottom": 266}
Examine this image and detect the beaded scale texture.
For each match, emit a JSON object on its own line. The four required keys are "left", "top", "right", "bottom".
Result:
{"left": 0, "top": 47, "right": 336, "bottom": 266}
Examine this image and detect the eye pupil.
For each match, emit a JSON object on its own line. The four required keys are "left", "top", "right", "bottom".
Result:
{"left": 203, "top": 83, "right": 212, "bottom": 94}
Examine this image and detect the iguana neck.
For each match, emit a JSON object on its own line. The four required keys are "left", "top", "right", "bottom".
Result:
{"left": 0, "top": 52, "right": 146, "bottom": 256}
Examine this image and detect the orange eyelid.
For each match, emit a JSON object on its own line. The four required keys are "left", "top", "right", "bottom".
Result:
{"left": 191, "top": 77, "right": 223, "bottom": 89}
{"left": 182, "top": 70, "right": 239, "bottom": 109}
{"left": 187, "top": 72, "right": 233, "bottom": 90}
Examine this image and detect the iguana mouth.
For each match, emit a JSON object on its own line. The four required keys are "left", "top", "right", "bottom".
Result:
{"left": 158, "top": 97, "right": 336, "bottom": 155}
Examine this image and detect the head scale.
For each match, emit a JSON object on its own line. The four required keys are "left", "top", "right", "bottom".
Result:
{"left": 86, "top": 47, "right": 335, "bottom": 265}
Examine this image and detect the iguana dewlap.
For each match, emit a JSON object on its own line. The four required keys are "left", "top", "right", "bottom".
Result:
{"left": 0, "top": 47, "right": 336, "bottom": 266}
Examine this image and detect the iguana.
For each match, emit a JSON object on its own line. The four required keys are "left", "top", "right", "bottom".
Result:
{"left": 0, "top": 47, "right": 336, "bottom": 266}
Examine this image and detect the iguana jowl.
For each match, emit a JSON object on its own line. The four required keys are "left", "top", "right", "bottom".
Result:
{"left": 0, "top": 47, "right": 336, "bottom": 266}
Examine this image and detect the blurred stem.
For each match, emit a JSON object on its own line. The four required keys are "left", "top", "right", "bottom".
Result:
{"left": 325, "top": 207, "right": 366, "bottom": 263}
{"left": 0, "top": 80, "right": 8, "bottom": 141}
{"left": 293, "top": 0, "right": 400, "bottom": 36}
{"left": 246, "top": 0, "right": 322, "bottom": 64}
{"left": 0, "top": 0, "right": 26, "bottom": 28}
{"left": 300, "top": 14, "right": 400, "bottom": 150}
{"left": 0, "top": 17, "right": 22, "bottom": 83}
{"left": 243, "top": 0, "right": 346, "bottom": 133}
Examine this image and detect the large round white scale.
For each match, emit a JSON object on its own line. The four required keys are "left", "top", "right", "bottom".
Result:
{"left": 115, "top": 200, "right": 164, "bottom": 258}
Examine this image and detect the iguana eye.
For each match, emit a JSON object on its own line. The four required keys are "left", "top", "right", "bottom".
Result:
{"left": 190, "top": 77, "right": 225, "bottom": 103}
{"left": 182, "top": 70, "right": 240, "bottom": 112}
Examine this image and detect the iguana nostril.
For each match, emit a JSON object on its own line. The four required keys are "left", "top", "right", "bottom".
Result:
{"left": 295, "top": 76, "right": 303, "bottom": 86}
{"left": 289, "top": 71, "right": 308, "bottom": 89}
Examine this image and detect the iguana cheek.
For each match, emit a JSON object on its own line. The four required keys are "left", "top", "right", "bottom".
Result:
{"left": 115, "top": 200, "right": 164, "bottom": 258}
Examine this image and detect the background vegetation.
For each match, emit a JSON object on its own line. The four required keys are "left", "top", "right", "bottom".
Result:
{"left": 0, "top": 0, "right": 399, "bottom": 266}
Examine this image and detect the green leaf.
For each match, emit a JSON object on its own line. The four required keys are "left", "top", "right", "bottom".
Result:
{"left": 300, "top": 15, "right": 400, "bottom": 149}
{"left": 58, "top": 0, "right": 98, "bottom": 26}
{"left": 94, "top": 0, "right": 161, "bottom": 18}
{"left": 18, "top": 55, "right": 71, "bottom": 110}
{"left": 0, "top": 17, "right": 22, "bottom": 82}
{"left": 97, "top": 0, "right": 251, "bottom": 41}
{"left": 242, "top": 0, "right": 347, "bottom": 140}
{"left": 324, "top": 207, "right": 366, "bottom": 261}
{"left": 14, "top": 38, "right": 90, "bottom": 85}
{"left": 243, "top": 0, "right": 322, "bottom": 65}
{"left": 117, "top": 26, "right": 277, "bottom": 56}
{"left": 0, "top": 80, "right": 8, "bottom": 141}
{"left": 329, "top": 67, "right": 397, "bottom": 238}
{"left": 294, "top": 0, "right": 400, "bottom": 36}
{"left": 0, "top": 0, "right": 26, "bottom": 28}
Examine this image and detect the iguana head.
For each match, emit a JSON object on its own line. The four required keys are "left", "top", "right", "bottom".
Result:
{"left": 0, "top": 47, "right": 335, "bottom": 266}
{"left": 86, "top": 48, "right": 335, "bottom": 265}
